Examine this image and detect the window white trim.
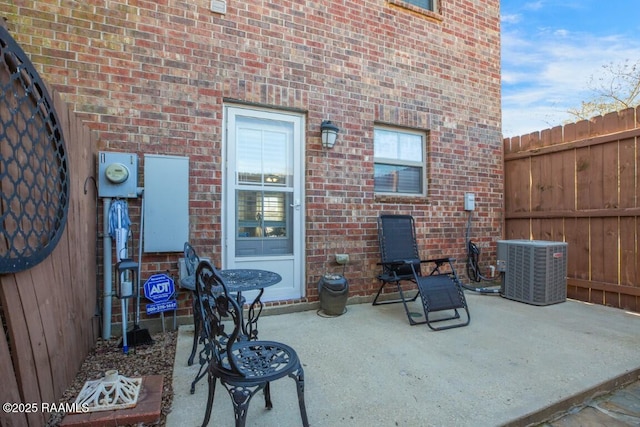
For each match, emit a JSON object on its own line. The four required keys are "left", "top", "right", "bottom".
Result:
{"left": 373, "top": 125, "right": 428, "bottom": 197}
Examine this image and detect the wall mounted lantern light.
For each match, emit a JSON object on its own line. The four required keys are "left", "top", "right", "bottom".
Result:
{"left": 321, "top": 120, "right": 339, "bottom": 149}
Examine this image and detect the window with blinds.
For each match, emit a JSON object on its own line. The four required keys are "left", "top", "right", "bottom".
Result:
{"left": 403, "top": 0, "right": 435, "bottom": 10}
{"left": 389, "top": 0, "right": 438, "bottom": 13}
{"left": 373, "top": 126, "right": 427, "bottom": 196}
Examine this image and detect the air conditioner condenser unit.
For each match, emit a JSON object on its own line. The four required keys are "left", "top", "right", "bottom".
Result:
{"left": 497, "top": 240, "right": 568, "bottom": 306}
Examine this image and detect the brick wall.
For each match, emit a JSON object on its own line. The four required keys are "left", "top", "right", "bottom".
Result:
{"left": 0, "top": 0, "right": 503, "bottom": 319}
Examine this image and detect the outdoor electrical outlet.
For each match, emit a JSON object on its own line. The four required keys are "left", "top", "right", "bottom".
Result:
{"left": 335, "top": 254, "right": 349, "bottom": 265}
{"left": 464, "top": 192, "right": 475, "bottom": 211}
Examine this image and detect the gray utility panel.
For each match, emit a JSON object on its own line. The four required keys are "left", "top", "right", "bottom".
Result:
{"left": 143, "top": 154, "right": 189, "bottom": 253}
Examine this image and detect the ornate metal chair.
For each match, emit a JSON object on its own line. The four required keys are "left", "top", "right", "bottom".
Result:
{"left": 195, "top": 259, "right": 309, "bottom": 427}
{"left": 180, "top": 242, "right": 201, "bottom": 368}
{"left": 180, "top": 242, "right": 208, "bottom": 394}
{"left": 373, "top": 214, "right": 470, "bottom": 330}
{"left": 182, "top": 243, "right": 250, "bottom": 394}
{"left": 179, "top": 242, "right": 214, "bottom": 394}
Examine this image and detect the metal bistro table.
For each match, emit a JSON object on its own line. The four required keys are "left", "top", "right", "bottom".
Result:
{"left": 188, "top": 267, "right": 281, "bottom": 394}
{"left": 219, "top": 268, "right": 282, "bottom": 341}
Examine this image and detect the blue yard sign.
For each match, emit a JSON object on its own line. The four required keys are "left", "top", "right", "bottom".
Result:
{"left": 143, "top": 273, "right": 176, "bottom": 314}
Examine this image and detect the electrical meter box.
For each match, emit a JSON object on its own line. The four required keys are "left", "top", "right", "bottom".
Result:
{"left": 98, "top": 152, "right": 139, "bottom": 198}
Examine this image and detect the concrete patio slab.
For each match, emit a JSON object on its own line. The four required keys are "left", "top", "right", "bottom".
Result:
{"left": 167, "top": 292, "right": 640, "bottom": 426}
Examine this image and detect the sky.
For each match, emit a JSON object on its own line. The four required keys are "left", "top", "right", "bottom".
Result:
{"left": 500, "top": 0, "right": 640, "bottom": 137}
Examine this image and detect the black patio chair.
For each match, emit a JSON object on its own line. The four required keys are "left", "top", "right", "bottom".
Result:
{"left": 181, "top": 242, "right": 249, "bottom": 394}
{"left": 195, "top": 259, "right": 309, "bottom": 427}
{"left": 180, "top": 242, "right": 211, "bottom": 394}
{"left": 180, "top": 242, "right": 201, "bottom": 369}
{"left": 373, "top": 214, "right": 470, "bottom": 330}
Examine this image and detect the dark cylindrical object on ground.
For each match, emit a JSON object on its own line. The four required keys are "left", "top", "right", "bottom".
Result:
{"left": 318, "top": 274, "right": 349, "bottom": 316}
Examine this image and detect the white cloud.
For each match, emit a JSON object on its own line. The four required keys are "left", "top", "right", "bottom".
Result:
{"left": 500, "top": 13, "right": 521, "bottom": 24}
{"left": 501, "top": 25, "right": 640, "bottom": 137}
{"left": 523, "top": 1, "right": 545, "bottom": 11}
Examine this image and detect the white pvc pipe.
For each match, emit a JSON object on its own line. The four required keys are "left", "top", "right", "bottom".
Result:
{"left": 102, "top": 197, "right": 112, "bottom": 339}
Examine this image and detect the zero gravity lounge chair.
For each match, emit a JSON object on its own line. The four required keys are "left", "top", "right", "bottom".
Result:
{"left": 373, "top": 214, "right": 470, "bottom": 330}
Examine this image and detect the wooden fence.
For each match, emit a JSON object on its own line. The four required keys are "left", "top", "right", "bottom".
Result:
{"left": 0, "top": 86, "right": 98, "bottom": 427}
{"left": 503, "top": 106, "right": 640, "bottom": 312}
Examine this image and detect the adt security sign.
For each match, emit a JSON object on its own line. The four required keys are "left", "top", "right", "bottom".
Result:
{"left": 144, "top": 274, "right": 176, "bottom": 314}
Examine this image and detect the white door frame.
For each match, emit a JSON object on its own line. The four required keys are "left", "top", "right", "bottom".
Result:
{"left": 222, "top": 104, "right": 305, "bottom": 301}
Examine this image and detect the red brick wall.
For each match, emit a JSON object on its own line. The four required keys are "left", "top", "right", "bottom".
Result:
{"left": 0, "top": 0, "right": 503, "bottom": 317}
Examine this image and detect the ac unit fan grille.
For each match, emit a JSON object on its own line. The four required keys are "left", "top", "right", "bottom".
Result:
{"left": 499, "top": 240, "right": 567, "bottom": 306}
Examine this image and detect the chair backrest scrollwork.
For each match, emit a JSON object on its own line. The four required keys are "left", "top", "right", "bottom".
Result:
{"left": 194, "top": 259, "right": 244, "bottom": 377}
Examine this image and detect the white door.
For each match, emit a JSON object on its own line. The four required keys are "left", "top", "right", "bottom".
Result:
{"left": 223, "top": 106, "right": 305, "bottom": 302}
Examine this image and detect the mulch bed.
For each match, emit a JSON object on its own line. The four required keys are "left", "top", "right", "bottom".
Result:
{"left": 45, "top": 331, "right": 177, "bottom": 427}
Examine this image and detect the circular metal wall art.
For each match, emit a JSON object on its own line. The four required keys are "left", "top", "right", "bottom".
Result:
{"left": 0, "top": 25, "right": 69, "bottom": 273}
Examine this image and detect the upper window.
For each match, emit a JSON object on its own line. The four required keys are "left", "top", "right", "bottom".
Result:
{"left": 403, "top": 0, "right": 435, "bottom": 10}
{"left": 388, "top": 0, "right": 440, "bottom": 15}
{"left": 374, "top": 126, "right": 427, "bottom": 196}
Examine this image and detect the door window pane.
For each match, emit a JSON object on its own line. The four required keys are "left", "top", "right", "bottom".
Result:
{"left": 233, "top": 115, "right": 295, "bottom": 257}
{"left": 237, "top": 128, "right": 262, "bottom": 184}
{"left": 236, "top": 118, "right": 292, "bottom": 186}
{"left": 237, "top": 190, "right": 288, "bottom": 238}
{"left": 236, "top": 190, "right": 293, "bottom": 256}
